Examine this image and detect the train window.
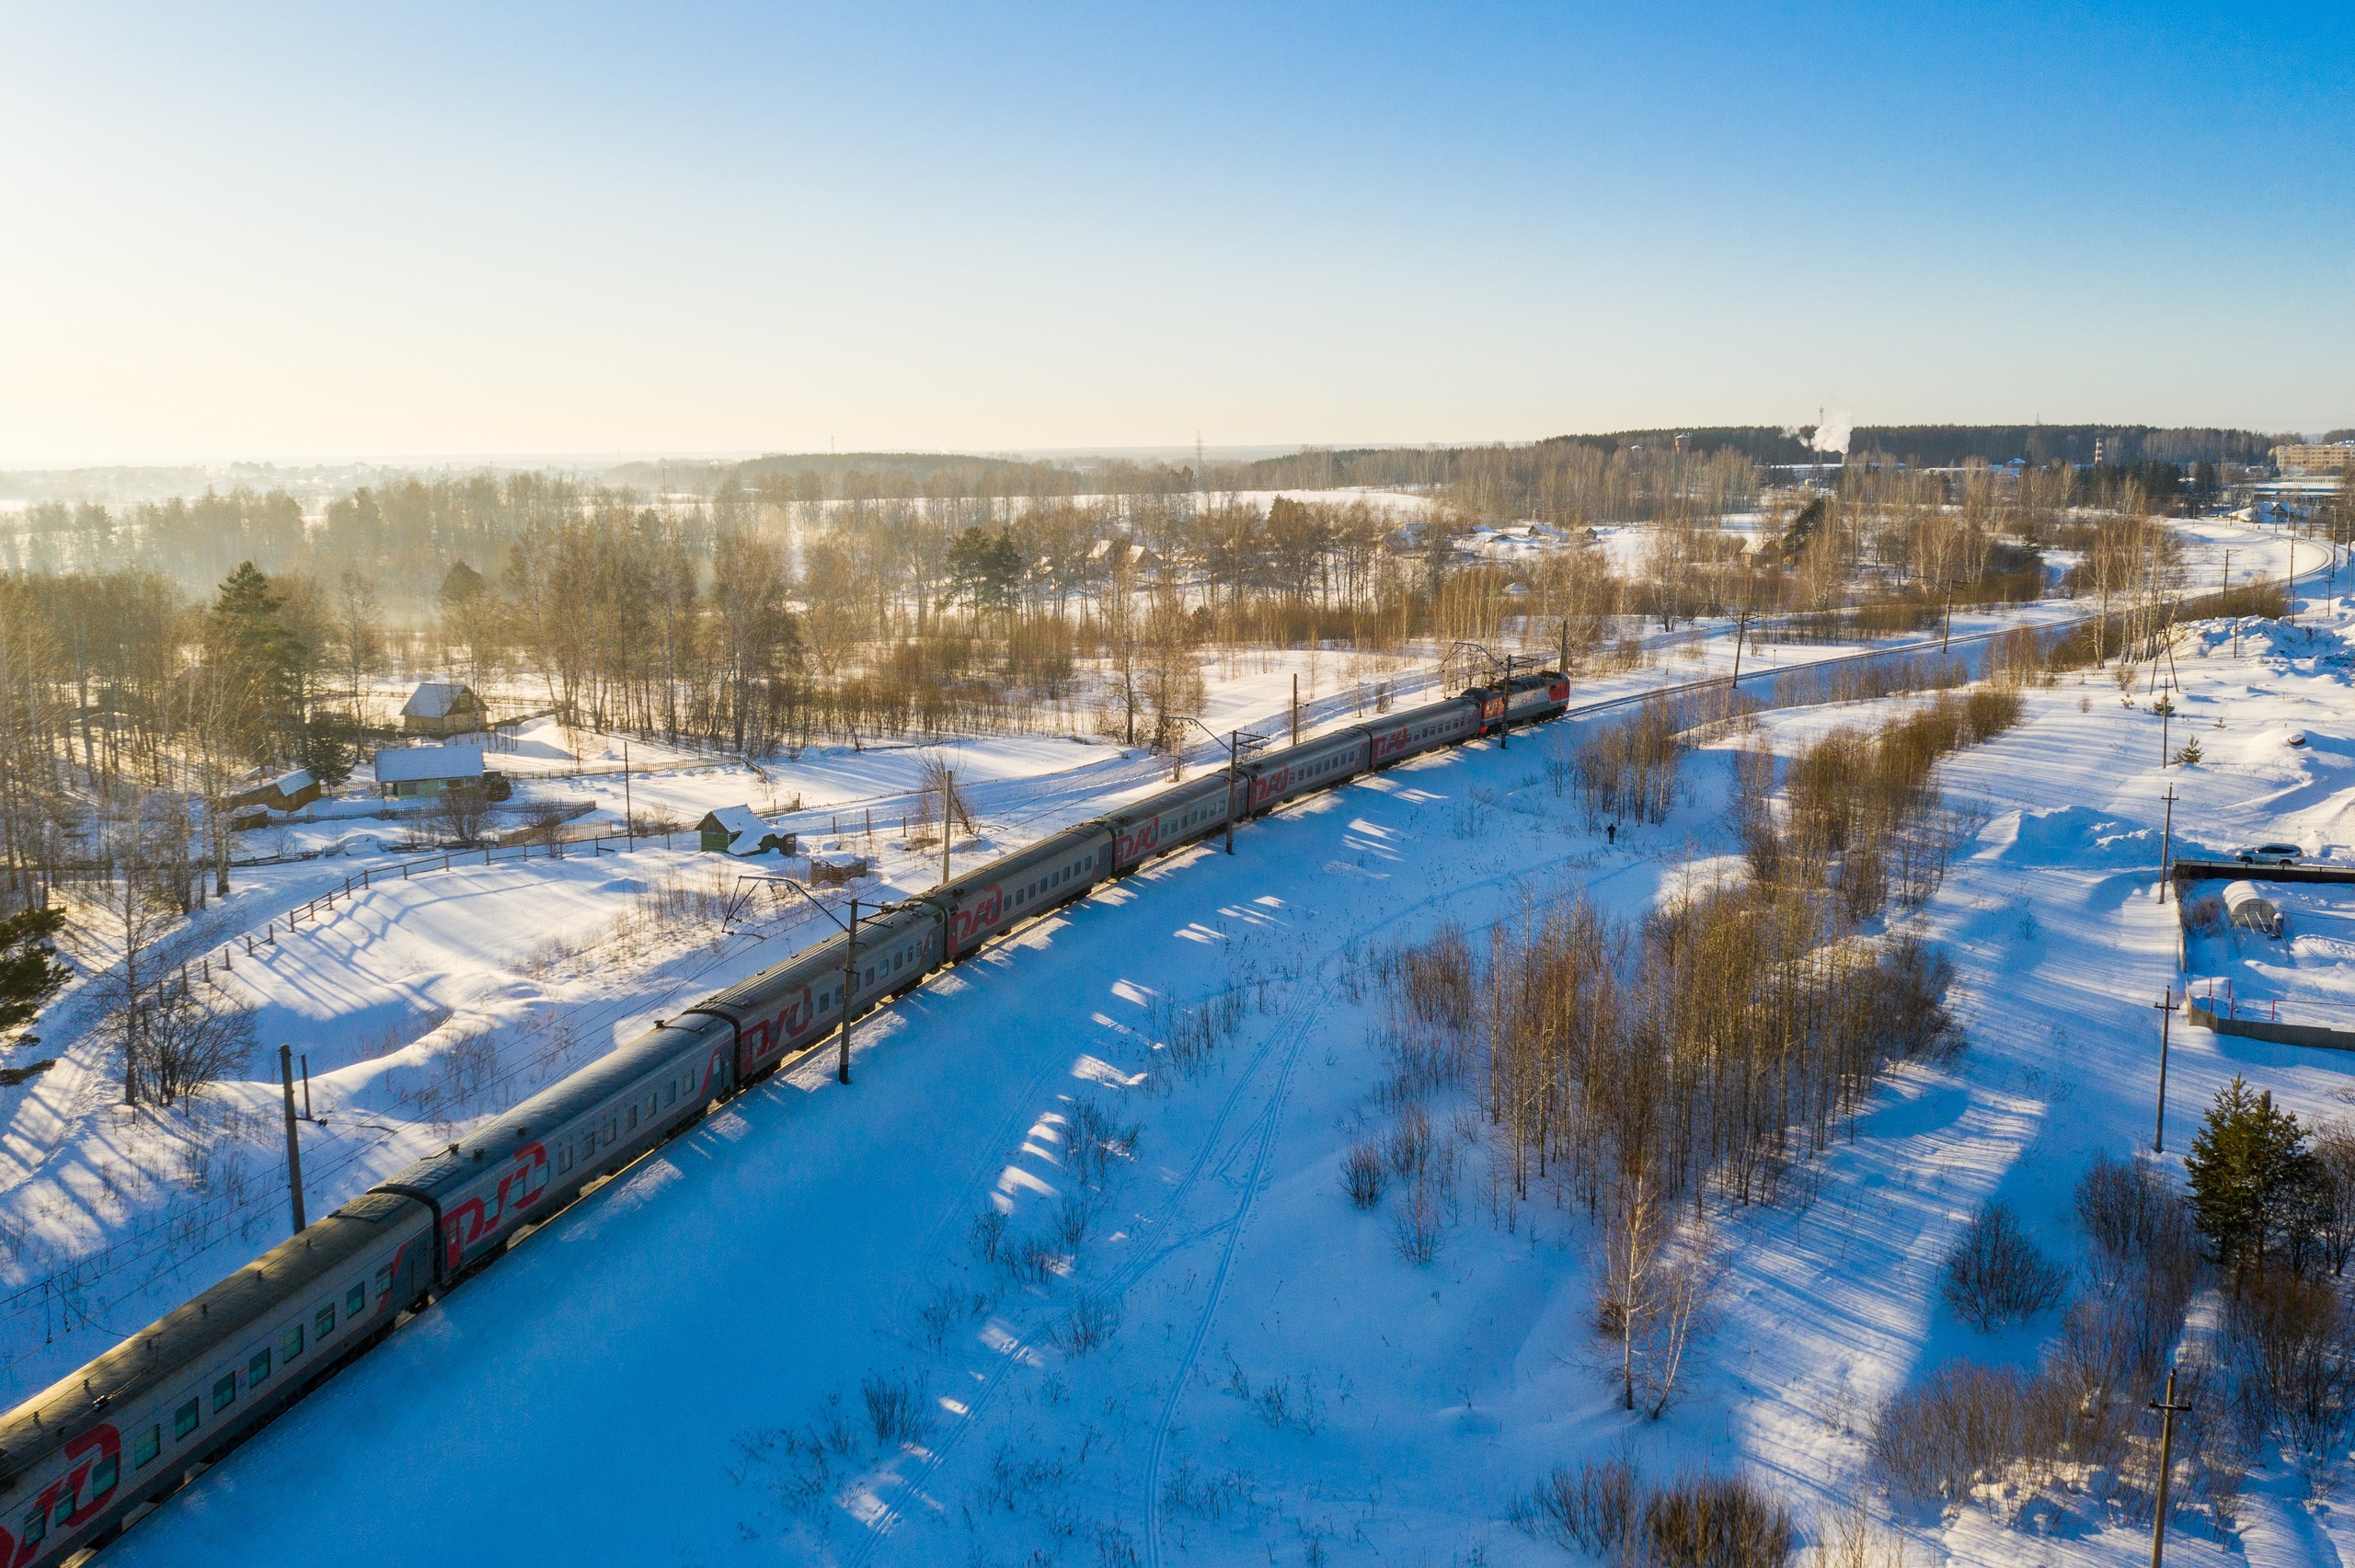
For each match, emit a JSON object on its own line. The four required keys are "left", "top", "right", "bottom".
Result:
{"left": 248, "top": 1347, "right": 271, "bottom": 1386}
{"left": 174, "top": 1398, "right": 200, "bottom": 1439}
{"left": 664, "top": 1082, "right": 676, "bottom": 1106}
{"left": 19, "top": 1505, "right": 42, "bottom": 1547}
{"left": 347, "top": 1282, "right": 365, "bottom": 1317}
{"left": 604, "top": 1117, "right": 617, "bottom": 1143}
{"left": 626, "top": 1104, "right": 638, "bottom": 1132}
{"left": 51, "top": 1491, "right": 74, "bottom": 1528}
{"left": 863, "top": 967, "right": 874, "bottom": 985}
{"left": 558, "top": 1146, "right": 573, "bottom": 1173}
{"left": 213, "top": 1373, "right": 236, "bottom": 1413}
{"left": 374, "top": 1265, "right": 393, "bottom": 1299}
{"left": 316, "top": 1303, "right": 335, "bottom": 1338}
{"left": 282, "top": 1322, "right": 304, "bottom": 1361}
{"left": 646, "top": 1094, "right": 657, "bottom": 1119}
{"left": 89, "top": 1452, "right": 118, "bottom": 1496}
{"left": 133, "top": 1425, "right": 160, "bottom": 1469}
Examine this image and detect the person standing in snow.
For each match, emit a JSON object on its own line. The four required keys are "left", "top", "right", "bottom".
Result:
{"left": 1607, "top": 822, "right": 1617, "bottom": 846}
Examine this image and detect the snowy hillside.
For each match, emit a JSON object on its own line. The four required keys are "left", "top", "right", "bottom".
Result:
{"left": 97, "top": 573, "right": 2355, "bottom": 1568}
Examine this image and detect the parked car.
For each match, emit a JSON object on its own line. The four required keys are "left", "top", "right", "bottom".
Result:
{"left": 2234, "top": 842, "right": 2303, "bottom": 866}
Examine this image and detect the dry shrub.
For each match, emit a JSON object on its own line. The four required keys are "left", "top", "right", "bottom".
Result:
{"left": 1941, "top": 1201, "right": 2068, "bottom": 1332}
{"left": 1341, "top": 1140, "right": 1386, "bottom": 1209}
{"left": 1396, "top": 921, "right": 1476, "bottom": 1032}
{"left": 860, "top": 1370, "right": 934, "bottom": 1448}
{"left": 1643, "top": 1471, "right": 1795, "bottom": 1568}
{"left": 1510, "top": 1460, "right": 1790, "bottom": 1568}
{"left": 1511, "top": 1458, "right": 1640, "bottom": 1556}
{"left": 2222, "top": 1267, "right": 2355, "bottom": 1460}
{"left": 1568, "top": 693, "right": 1687, "bottom": 829}
{"left": 1871, "top": 1361, "right": 2060, "bottom": 1506}
{"left": 1392, "top": 1171, "right": 1444, "bottom": 1265}
{"left": 1063, "top": 1097, "right": 1139, "bottom": 1188}
{"left": 2074, "top": 1151, "right": 2194, "bottom": 1291}
{"left": 2182, "top": 895, "right": 2224, "bottom": 937}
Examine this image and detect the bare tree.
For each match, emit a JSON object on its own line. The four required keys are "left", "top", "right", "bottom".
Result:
{"left": 1595, "top": 1170, "right": 1720, "bottom": 1415}
{"left": 334, "top": 569, "right": 385, "bottom": 753}
{"left": 138, "top": 985, "right": 257, "bottom": 1105}
{"left": 433, "top": 782, "right": 495, "bottom": 845}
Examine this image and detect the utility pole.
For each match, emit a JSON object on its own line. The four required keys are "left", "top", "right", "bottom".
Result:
{"left": 278, "top": 1044, "right": 306, "bottom": 1235}
{"left": 1225, "top": 731, "right": 1239, "bottom": 854}
{"left": 1499, "top": 651, "right": 1512, "bottom": 750}
{"left": 2153, "top": 990, "right": 2176, "bottom": 1151}
{"left": 1941, "top": 578, "right": 1956, "bottom": 653}
{"left": 2160, "top": 784, "right": 2177, "bottom": 899}
{"left": 837, "top": 899, "right": 858, "bottom": 1084}
{"left": 2149, "top": 1366, "right": 2192, "bottom": 1566}
{"left": 1291, "top": 673, "right": 1299, "bottom": 746}
{"left": 1729, "top": 610, "right": 1749, "bottom": 708}
{"left": 300, "top": 1051, "right": 313, "bottom": 1120}
{"left": 623, "top": 739, "right": 633, "bottom": 852}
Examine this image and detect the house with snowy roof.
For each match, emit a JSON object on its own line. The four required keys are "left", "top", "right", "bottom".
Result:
{"left": 697, "top": 806, "right": 796, "bottom": 856}
{"left": 374, "top": 745, "right": 503, "bottom": 800}
{"left": 401, "top": 681, "right": 488, "bottom": 738}
{"left": 225, "top": 766, "right": 321, "bottom": 815}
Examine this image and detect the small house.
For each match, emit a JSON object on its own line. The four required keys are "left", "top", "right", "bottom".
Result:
{"left": 697, "top": 806, "right": 797, "bottom": 857}
{"left": 226, "top": 766, "right": 321, "bottom": 816}
{"left": 375, "top": 745, "right": 496, "bottom": 800}
{"left": 2222, "top": 880, "right": 2284, "bottom": 938}
{"left": 401, "top": 681, "right": 489, "bottom": 738}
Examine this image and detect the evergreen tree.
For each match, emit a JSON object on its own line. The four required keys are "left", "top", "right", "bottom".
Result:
{"left": 207, "top": 561, "right": 310, "bottom": 763}
{"left": 0, "top": 908, "right": 71, "bottom": 1047}
{"left": 2186, "top": 1074, "right": 2323, "bottom": 1275}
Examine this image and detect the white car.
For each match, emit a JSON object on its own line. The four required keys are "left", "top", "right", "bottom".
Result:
{"left": 2234, "top": 842, "right": 2303, "bottom": 866}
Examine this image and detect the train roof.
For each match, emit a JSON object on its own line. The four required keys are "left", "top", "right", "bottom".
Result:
{"left": 0, "top": 1194, "right": 420, "bottom": 1494}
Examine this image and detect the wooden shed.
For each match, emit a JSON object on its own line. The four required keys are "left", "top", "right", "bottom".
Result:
{"left": 697, "top": 806, "right": 796, "bottom": 857}
{"left": 225, "top": 767, "right": 321, "bottom": 815}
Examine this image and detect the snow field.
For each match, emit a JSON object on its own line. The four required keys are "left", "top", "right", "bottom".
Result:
{"left": 114, "top": 578, "right": 2355, "bottom": 1564}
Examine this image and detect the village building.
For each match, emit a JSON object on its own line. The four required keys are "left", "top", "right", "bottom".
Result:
{"left": 225, "top": 766, "right": 321, "bottom": 816}
{"left": 374, "top": 745, "right": 504, "bottom": 800}
{"left": 401, "top": 681, "right": 488, "bottom": 738}
{"left": 696, "top": 806, "right": 797, "bottom": 856}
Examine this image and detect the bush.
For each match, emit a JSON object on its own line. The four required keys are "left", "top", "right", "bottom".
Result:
{"left": 2182, "top": 895, "right": 2224, "bottom": 936}
{"left": 1643, "top": 1471, "right": 1795, "bottom": 1568}
{"left": 1871, "top": 1360, "right": 2057, "bottom": 1505}
{"left": 2223, "top": 1267, "right": 2355, "bottom": 1459}
{"left": 1942, "top": 1201, "right": 2068, "bottom": 1331}
{"left": 1510, "top": 1461, "right": 1791, "bottom": 1568}
{"left": 1341, "top": 1140, "right": 1386, "bottom": 1208}
{"left": 860, "top": 1370, "right": 935, "bottom": 1448}
{"left": 2074, "top": 1151, "right": 2194, "bottom": 1288}
{"left": 1511, "top": 1458, "right": 1639, "bottom": 1555}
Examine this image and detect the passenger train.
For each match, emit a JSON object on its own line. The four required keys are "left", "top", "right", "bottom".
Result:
{"left": 0, "top": 669, "right": 1570, "bottom": 1562}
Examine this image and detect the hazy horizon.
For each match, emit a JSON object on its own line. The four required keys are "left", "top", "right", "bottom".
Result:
{"left": 4, "top": 3, "right": 2348, "bottom": 463}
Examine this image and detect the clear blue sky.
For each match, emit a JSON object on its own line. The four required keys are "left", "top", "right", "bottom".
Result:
{"left": 2, "top": 2, "right": 2347, "bottom": 461}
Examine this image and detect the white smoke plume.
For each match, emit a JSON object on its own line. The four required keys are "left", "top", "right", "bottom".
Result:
{"left": 1809, "top": 413, "right": 1853, "bottom": 455}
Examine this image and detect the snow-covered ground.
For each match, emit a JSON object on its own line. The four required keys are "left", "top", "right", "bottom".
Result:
{"left": 91, "top": 560, "right": 2355, "bottom": 1566}
{"left": 0, "top": 627, "right": 1822, "bottom": 1400}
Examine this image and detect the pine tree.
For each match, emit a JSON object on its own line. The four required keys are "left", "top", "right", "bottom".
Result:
{"left": 0, "top": 908, "right": 71, "bottom": 1047}
{"left": 2186, "top": 1074, "right": 2323, "bottom": 1275}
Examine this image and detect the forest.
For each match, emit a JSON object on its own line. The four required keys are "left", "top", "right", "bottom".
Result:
{"left": 0, "top": 430, "right": 2338, "bottom": 923}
